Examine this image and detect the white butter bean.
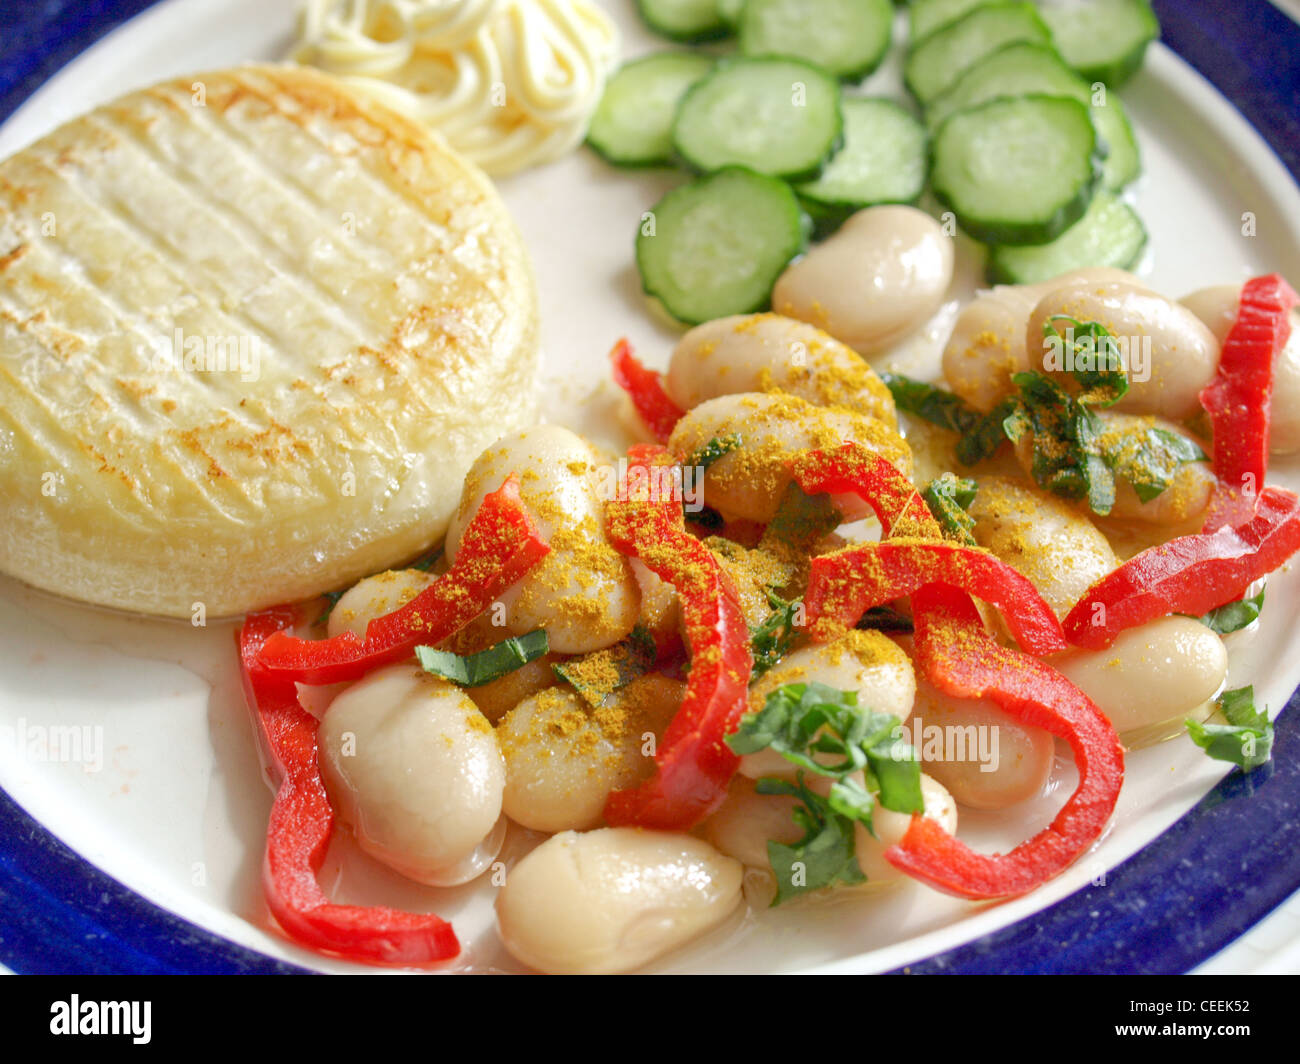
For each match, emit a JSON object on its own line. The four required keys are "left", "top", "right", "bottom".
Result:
{"left": 941, "top": 270, "right": 1147, "bottom": 413}
{"left": 497, "top": 675, "right": 683, "bottom": 833}
{"left": 495, "top": 828, "right": 743, "bottom": 974}
{"left": 666, "top": 313, "right": 897, "bottom": 428}
{"left": 668, "top": 392, "right": 911, "bottom": 524}
{"left": 326, "top": 568, "right": 434, "bottom": 640}
{"left": 739, "top": 631, "right": 916, "bottom": 780}
{"left": 772, "top": 206, "right": 953, "bottom": 357}
{"left": 1029, "top": 281, "right": 1220, "bottom": 420}
{"left": 319, "top": 665, "right": 505, "bottom": 886}
{"left": 855, "top": 773, "right": 958, "bottom": 882}
{"left": 445, "top": 425, "right": 640, "bottom": 654}
{"left": 968, "top": 476, "right": 1117, "bottom": 618}
{"left": 1052, "top": 616, "right": 1228, "bottom": 737}
{"left": 1181, "top": 284, "right": 1300, "bottom": 454}
{"left": 909, "top": 675, "right": 1055, "bottom": 810}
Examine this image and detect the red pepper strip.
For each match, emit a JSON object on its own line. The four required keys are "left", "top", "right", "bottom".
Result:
{"left": 791, "top": 443, "right": 939, "bottom": 538}
{"left": 609, "top": 337, "right": 685, "bottom": 444}
{"left": 239, "top": 608, "right": 459, "bottom": 964}
{"left": 1062, "top": 484, "right": 1300, "bottom": 649}
{"left": 602, "top": 445, "right": 754, "bottom": 830}
{"left": 884, "top": 585, "right": 1124, "bottom": 899}
{"left": 1201, "top": 273, "right": 1299, "bottom": 531}
{"left": 255, "top": 475, "right": 550, "bottom": 685}
{"left": 804, "top": 540, "right": 1070, "bottom": 656}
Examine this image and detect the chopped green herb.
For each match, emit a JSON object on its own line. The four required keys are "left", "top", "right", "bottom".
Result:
{"left": 749, "top": 593, "right": 804, "bottom": 679}
{"left": 881, "top": 373, "right": 984, "bottom": 434}
{"left": 954, "top": 397, "right": 1019, "bottom": 465}
{"left": 755, "top": 774, "right": 868, "bottom": 904}
{"left": 314, "top": 588, "right": 347, "bottom": 627}
{"left": 1197, "top": 587, "right": 1266, "bottom": 635}
{"left": 552, "top": 626, "right": 657, "bottom": 706}
{"left": 1101, "top": 423, "right": 1207, "bottom": 504}
{"left": 685, "top": 433, "right": 742, "bottom": 470}
{"left": 728, "top": 682, "right": 923, "bottom": 904}
{"left": 416, "top": 629, "right": 549, "bottom": 687}
{"left": 727, "top": 682, "right": 922, "bottom": 815}
{"left": 922, "top": 473, "right": 978, "bottom": 544}
{"left": 1041, "top": 315, "right": 1129, "bottom": 406}
{"left": 761, "top": 481, "right": 842, "bottom": 554}
{"left": 1186, "top": 685, "right": 1273, "bottom": 772}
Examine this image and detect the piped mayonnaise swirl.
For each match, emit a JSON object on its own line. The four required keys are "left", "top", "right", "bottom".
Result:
{"left": 290, "top": 0, "right": 618, "bottom": 175}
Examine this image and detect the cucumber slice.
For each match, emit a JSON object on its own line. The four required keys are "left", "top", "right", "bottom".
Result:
{"left": 924, "top": 42, "right": 1139, "bottom": 188}
{"left": 904, "top": 2, "right": 1052, "bottom": 104}
{"left": 739, "top": 0, "right": 893, "bottom": 81}
{"left": 931, "top": 94, "right": 1101, "bottom": 245}
{"left": 587, "top": 53, "right": 715, "bottom": 167}
{"left": 909, "top": 0, "right": 997, "bottom": 43}
{"left": 1036, "top": 0, "right": 1159, "bottom": 87}
{"left": 637, "top": 0, "right": 731, "bottom": 42}
{"left": 985, "top": 190, "right": 1147, "bottom": 284}
{"left": 673, "top": 58, "right": 844, "bottom": 181}
{"left": 1091, "top": 94, "right": 1139, "bottom": 189}
{"left": 794, "top": 98, "right": 928, "bottom": 231}
{"left": 636, "top": 167, "right": 808, "bottom": 325}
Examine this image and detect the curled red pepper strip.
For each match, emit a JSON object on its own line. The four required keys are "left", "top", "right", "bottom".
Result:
{"left": 609, "top": 337, "right": 685, "bottom": 444}
{"left": 256, "top": 475, "right": 550, "bottom": 685}
{"left": 804, "top": 540, "right": 1070, "bottom": 656}
{"left": 885, "top": 585, "right": 1124, "bottom": 899}
{"left": 1063, "top": 484, "right": 1300, "bottom": 649}
{"left": 602, "top": 445, "right": 754, "bottom": 830}
{"left": 239, "top": 608, "right": 459, "bottom": 964}
{"left": 791, "top": 443, "right": 938, "bottom": 537}
{"left": 1201, "top": 273, "right": 1298, "bottom": 531}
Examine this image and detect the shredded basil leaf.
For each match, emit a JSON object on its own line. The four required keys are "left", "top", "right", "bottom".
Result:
{"left": 881, "top": 373, "right": 984, "bottom": 434}
{"left": 314, "top": 588, "right": 348, "bottom": 627}
{"left": 416, "top": 629, "right": 549, "bottom": 687}
{"left": 551, "top": 626, "right": 657, "bottom": 706}
{"left": 1100, "top": 424, "right": 1208, "bottom": 504}
{"left": 1197, "top": 587, "right": 1266, "bottom": 635}
{"left": 954, "top": 397, "right": 1019, "bottom": 465}
{"left": 762, "top": 481, "right": 842, "bottom": 555}
{"left": 922, "top": 473, "right": 978, "bottom": 544}
{"left": 1041, "top": 315, "right": 1129, "bottom": 406}
{"left": 685, "top": 433, "right": 742, "bottom": 470}
{"left": 750, "top": 593, "right": 804, "bottom": 680}
{"left": 729, "top": 682, "right": 923, "bottom": 903}
{"left": 755, "top": 774, "right": 868, "bottom": 904}
{"left": 1186, "top": 685, "right": 1273, "bottom": 772}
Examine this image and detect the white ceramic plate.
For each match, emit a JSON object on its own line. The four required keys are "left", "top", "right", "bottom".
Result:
{"left": 2, "top": 0, "right": 1299, "bottom": 974}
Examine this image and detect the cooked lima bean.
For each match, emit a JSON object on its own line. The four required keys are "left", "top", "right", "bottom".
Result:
{"left": 319, "top": 665, "right": 505, "bottom": 886}
{"left": 445, "top": 425, "right": 640, "bottom": 654}
{"left": 495, "top": 828, "right": 742, "bottom": 974}
{"left": 668, "top": 392, "right": 911, "bottom": 524}
{"left": 772, "top": 206, "right": 953, "bottom": 358}
{"left": 326, "top": 568, "right": 434, "bottom": 640}
{"left": 497, "top": 674, "right": 684, "bottom": 833}
{"left": 666, "top": 313, "right": 898, "bottom": 428}
{"left": 1052, "top": 616, "right": 1228, "bottom": 737}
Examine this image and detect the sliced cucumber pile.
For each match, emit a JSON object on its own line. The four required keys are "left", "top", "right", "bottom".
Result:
{"left": 1035, "top": 0, "right": 1160, "bottom": 87}
{"left": 904, "top": 2, "right": 1052, "bottom": 104}
{"left": 925, "top": 41, "right": 1139, "bottom": 189}
{"left": 794, "top": 99, "right": 928, "bottom": 231}
{"left": 592, "top": 0, "right": 1160, "bottom": 324}
{"left": 985, "top": 190, "right": 1147, "bottom": 283}
{"left": 636, "top": 0, "right": 731, "bottom": 42}
{"left": 739, "top": 0, "right": 893, "bottom": 81}
{"left": 673, "top": 57, "right": 843, "bottom": 180}
{"left": 636, "top": 167, "right": 808, "bottom": 324}
{"left": 587, "top": 53, "right": 714, "bottom": 167}
{"left": 931, "top": 95, "right": 1101, "bottom": 245}
{"left": 910, "top": 0, "right": 999, "bottom": 43}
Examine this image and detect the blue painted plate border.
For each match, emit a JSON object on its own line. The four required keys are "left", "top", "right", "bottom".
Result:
{"left": 1, "top": 0, "right": 1298, "bottom": 976}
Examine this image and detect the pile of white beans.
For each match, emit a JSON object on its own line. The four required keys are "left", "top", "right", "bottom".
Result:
{"left": 303, "top": 206, "right": 1283, "bottom": 973}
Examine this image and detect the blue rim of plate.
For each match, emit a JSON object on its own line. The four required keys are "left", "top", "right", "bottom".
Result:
{"left": 1, "top": 0, "right": 1299, "bottom": 976}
